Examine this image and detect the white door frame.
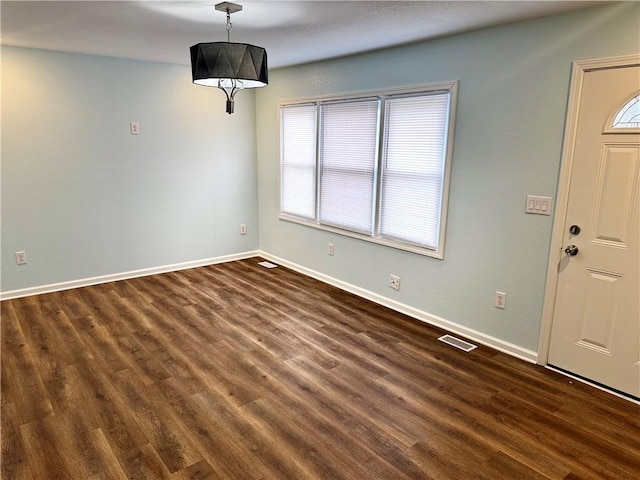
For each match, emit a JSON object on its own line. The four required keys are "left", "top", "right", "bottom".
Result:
{"left": 537, "top": 53, "right": 640, "bottom": 365}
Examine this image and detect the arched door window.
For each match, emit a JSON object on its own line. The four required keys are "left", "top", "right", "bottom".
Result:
{"left": 610, "top": 93, "right": 640, "bottom": 129}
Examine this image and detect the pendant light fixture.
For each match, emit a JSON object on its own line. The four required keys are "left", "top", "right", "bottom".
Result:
{"left": 190, "top": 2, "right": 268, "bottom": 114}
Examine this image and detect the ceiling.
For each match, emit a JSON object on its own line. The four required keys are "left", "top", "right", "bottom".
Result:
{"left": 1, "top": 1, "right": 610, "bottom": 69}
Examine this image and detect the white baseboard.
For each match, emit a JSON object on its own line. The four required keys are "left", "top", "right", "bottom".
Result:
{"left": 1, "top": 249, "right": 538, "bottom": 364}
{"left": 259, "top": 251, "right": 538, "bottom": 364}
{"left": 0, "top": 251, "right": 260, "bottom": 301}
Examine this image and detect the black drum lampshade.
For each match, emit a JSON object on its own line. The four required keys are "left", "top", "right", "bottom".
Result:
{"left": 190, "top": 2, "right": 268, "bottom": 114}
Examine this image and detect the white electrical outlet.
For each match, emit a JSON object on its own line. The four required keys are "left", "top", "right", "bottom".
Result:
{"left": 389, "top": 274, "right": 400, "bottom": 291}
{"left": 495, "top": 291, "right": 506, "bottom": 309}
{"left": 130, "top": 122, "right": 140, "bottom": 135}
{"left": 328, "top": 243, "right": 334, "bottom": 256}
{"left": 15, "top": 251, "right": 27, "bottom": 265}
{"left": 240, "top": 224, "right": 247, "bottom": 235}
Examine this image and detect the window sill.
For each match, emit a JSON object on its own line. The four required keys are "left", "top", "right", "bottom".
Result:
{"left": 279, "top": 214, "right": 444, "bottom": 259}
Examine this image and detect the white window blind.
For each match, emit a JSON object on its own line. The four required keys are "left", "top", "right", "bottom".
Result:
{"left": 278, "top": 82, "right": 456, "bottom": 258}
{"left": 280, "top": 104, "right": 317, "bottom": 220}
{"left": 380, "top": 93, "right": 450, "bottom": 248}
{"left": 319, "top": 99, "right": 379, "bottom": 234}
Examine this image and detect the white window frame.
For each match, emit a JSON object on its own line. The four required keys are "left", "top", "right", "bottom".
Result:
{"left": 278, "top": 81, "right": 458, "bottom": 259}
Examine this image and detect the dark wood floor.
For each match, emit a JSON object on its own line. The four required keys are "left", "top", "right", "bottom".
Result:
{"left": 2, "top": 258, "right": 639, "bottom": 479}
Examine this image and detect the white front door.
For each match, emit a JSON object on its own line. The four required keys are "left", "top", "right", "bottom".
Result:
{"left": 547, "top": 59, "right": 640, "bottom": 399}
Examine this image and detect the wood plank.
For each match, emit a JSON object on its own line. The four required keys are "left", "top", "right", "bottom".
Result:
{"left": 1, "top": 402, "right": 34, "bottom": 480}
{"left": 1, "top": 301, "right": 54, "bottom": 424}
{"left": 112, "top": 370, "right": 204, "bottom": 473}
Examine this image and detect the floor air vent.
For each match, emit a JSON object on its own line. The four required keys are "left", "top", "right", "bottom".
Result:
{"left": 438, "top": 334, "right": 477, "bottom": 352}
{"left": 258, "top": 261, "right": 278, "bottom": 269}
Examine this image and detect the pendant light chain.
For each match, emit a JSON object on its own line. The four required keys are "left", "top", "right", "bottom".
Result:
{"left": 226, "top": 9, "right": 232, "bottom": 42}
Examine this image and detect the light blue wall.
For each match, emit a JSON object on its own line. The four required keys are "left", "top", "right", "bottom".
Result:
{"left": 256, "top": 3, "right": 640, "bottom": 352}
{"left": 1, "top": 47, "right": 259, "bottom": 292}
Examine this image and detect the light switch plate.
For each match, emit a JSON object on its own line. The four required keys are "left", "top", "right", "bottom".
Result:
{"left": 525, "top": 195, "right": 552, "bottom": 216}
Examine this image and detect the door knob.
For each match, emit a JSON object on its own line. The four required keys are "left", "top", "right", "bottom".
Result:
{"left": 564, "top": 245, "right": 579, "bottom": 256}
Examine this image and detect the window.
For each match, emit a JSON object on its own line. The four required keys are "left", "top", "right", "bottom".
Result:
{"left": 280, "top": 104, "right": 317, "bottom": 219}
{"left": 279, "top": 82, "right": 457, "bottom": 258}
{"left": 380, "top": 94, "right": 450, "bottom": 248}
{"left": 319, "top": 99, "right": 380, "bottom": 234}
{"left": 611, "top": 93, "right": 640, "bottom": 129}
